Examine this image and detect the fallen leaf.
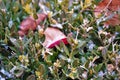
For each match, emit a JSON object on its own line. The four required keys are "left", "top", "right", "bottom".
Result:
{"left": 94, "top": 0, "right": 120, "bottom": 14}
{"left": 94, "top": 0, "right": 120, "bottom": 26}
{"left": 107, "top": 64, "right": 115, "bottom": 72}
{"left": 43, "top": 27, "right": 68, "bottom": 48}
{"left": 18, "top": 13, "right": 47, "bottom": 37}
{"left": 19, "top": 17, "right": 37, "bottom": 31}
{"left": 35, "top": 13, "right": 47, "bottom": 25}
{"left": 104, "top": 12, "right": 120, "bottom": 26}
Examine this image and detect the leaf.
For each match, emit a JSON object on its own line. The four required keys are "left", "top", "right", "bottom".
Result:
{"left": 9, "top": 38, "right": 20, "bottom": 48}
{"left": 43, "top": 27, "right": 68, "bottom": 48}
{"left": 26, "top": 75, "right": 35, "bottom": 80}
{"left": 94, "top": 0, "right": 101, "bottom": 4}
{"left": 94, "top": 0, "right": 120, "bottom": 26}
{"left": 72, "top": 58, "right": 80, "bottom": 67}
{"left": 115, "top": 26, "right": 120, "bottom": 32}
{"left": 55, "top": 45, "right": 62, "bottom": 52}
{"left": 83, "top": 0, "right": 92, "bottom": 9}
{"left": 62, "top": 42, "right": 69, "bottom": 56}
{"left": 60, "top": 0, "right": 69, "bottom": 12}
{"left": 23, "top": 4, "right": 33, "bottom": 15}
{"left": 69, "top": 72, "right": 77, "bottom": 79}
{"left": 25, "top": 0, "right": 32, "bottom": 5}
{"left": 81, "top": 57, "right": 87, "bottom": 64}
{"left": 104, "top": 13, "right": 120, "bottom": 26}
{"left": 23, "top": 38, "right": 33, "bottom": 48}
{"left": 38, "top": 64, "right": 45, "bottom": 75}
{"left": 94, "top": 63, "right": 103, "bottom": 73}
{"left": 77, "top": 40, "right": 86, "bottom": 48}
{"left": 70, "top": 49, "right": 79, "bottom": 57}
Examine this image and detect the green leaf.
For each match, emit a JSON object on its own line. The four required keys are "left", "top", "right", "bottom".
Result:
{"left": 23, "top": 4, "right": 33, "bottom": 15}
{"left": 94, "top": 63, "right": 103, "bottom": 73}
{"left": 115, "top": 25, "right": 120, "bottom": 32}
{"left": 62, "top": 42, "right": 69, "bottom": 56}
{"left": 38, "top": 64, "right": 45, "bottom": 75}
{"left": 25, "top": 0, "right": 32, "bottom": 5}
{"left": 83, "top": 0, "right": 92, "bottom": 9}
{"left": 94, "top": 0, "right": 101, "bottom": 4}
{"left": 23, "top": 38, "right": 33, "bottom": 47}
{"left": 77, "top": 40, "right": 86, "bottom": 48}
{"left": 26, "top": 75, "right": 35, "bottom": 80}
{"left": 9, "top": 37, "right": 20, "bottom": 48}
{"left": 55, "top": 45, "right": 62, "bottom": 52}
{"left": 72, "top": 58, "right": 80, "bottom": 67}
{"left": 69, "top": 72, "right": 78, "bottom": 79}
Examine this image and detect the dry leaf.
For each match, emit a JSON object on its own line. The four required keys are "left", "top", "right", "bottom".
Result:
{"left": 107, "top": 64, "right": 115, "bottom": 72}
{"left": 94, "top": 0, "right": 120, "bottom": 26}
{"left": 104, "top": 12, "right": 120, "bottom": 26}
{"left": 19, "top": 17, "right": 37, "bottom": 31}
{"left": 43, "top": 27, "right": 68, "bottom": 48}
{"left": 35, "top": 13, "right": 47, "bottom": 25}
{"left": 18, "top": 13, "right": 47, "bottom": 37}
{"left": 94, "top": 0, "right": 120, "bottom": 13}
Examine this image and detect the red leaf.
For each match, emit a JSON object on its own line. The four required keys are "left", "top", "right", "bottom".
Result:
{"left": 94, "top": 0, "right": 120, "bottom": 26}
{"left": 94, "top": 0, "right": 120, "bottom": 13}
{"left": 19, "top": 17, "right": 37, "bottom": 31}
{"left": 36, "top": 13, "right": 47, "bottom": 25}
{"left": 43, "top": 27, "right": 68, "bottom": 48}
{"left": 104, "top": 12, "right": 120, "bottom": 26}
{"left": 18, "top": 13, "right": 47, "bottom": 37}
{"left": 18, "top": 30, "right": 26, "bottom": 37}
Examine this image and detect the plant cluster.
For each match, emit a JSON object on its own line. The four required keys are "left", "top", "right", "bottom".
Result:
{"left": 0, "top": 0, "right": 120, "bottom": 80}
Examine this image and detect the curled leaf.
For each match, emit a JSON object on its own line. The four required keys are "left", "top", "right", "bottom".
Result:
{"left": 43, "top": 27, "right": 68, "bottom": 48}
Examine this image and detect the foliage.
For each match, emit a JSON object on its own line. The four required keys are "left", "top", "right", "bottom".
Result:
{"left": 0, "top": 0, "right": 120, "bottom": 80}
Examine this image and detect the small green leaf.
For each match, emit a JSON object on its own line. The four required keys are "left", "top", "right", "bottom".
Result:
{"left": 55, "top": 45, "right": 61, "bottom": 52}
{"left": 9, "top": 38, "right": 20, "bottom": 47}
{"left": 115, "top": 25, "right": 120, "bottom": 32}
{"left": 38, "top": 64, "right": 45, "bottom": 75}
{"left": 26, "top": 75, "right": 35, "bottom": 80}
{"left": 25, "top": 0, "right": 32, "bottom": 5}
{"left": 77, "top": 40, "right": 86, "bottom": 48}
{"left": 62, "top": 42, "right": 69, "bottom": 56}
{"left": 23, "top": 38, "right": 33, "bottom": 47}
{"left": 83, "top": 0, "right": 92, "bottom": 9}
{"left": 94, "top": 63, "right": 103, "bottom": 73}
{"left": 72, "top": 58, "right": 80, "bottom": 67}
{"left": 32, "top": 12, "right": 38, "bottom": 19}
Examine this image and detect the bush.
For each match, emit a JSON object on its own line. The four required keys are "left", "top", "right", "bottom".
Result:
{"left": 0, "top": 0, "right": 120, "bottom": 80}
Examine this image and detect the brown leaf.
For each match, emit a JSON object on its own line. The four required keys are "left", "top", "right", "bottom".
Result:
{"left": 107, "top": 64, "right": 115, "bottom": 72}
{"left": 19, "top": 17, "right": 37, "bottom": 31}
{"left": 35, "top": 13, "right": 47, "bottom": 25}
{"left": 104, "top": 12, "right": 120, "bottom": 26}
{"left": 94, "top": 0, "right": 120, "bottom": 13}
{"left": 18, "top": 13, "right": 47, "bottom": 37}
{"left": 94, "top": 0, "right": 120, "bottom": 26}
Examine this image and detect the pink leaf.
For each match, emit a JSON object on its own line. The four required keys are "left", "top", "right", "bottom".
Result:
{"left": 43, "top": 27, "right": 68, "bottom": 48}
{"left": 18, "top": 13, "right": 47, "bottom": 37}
